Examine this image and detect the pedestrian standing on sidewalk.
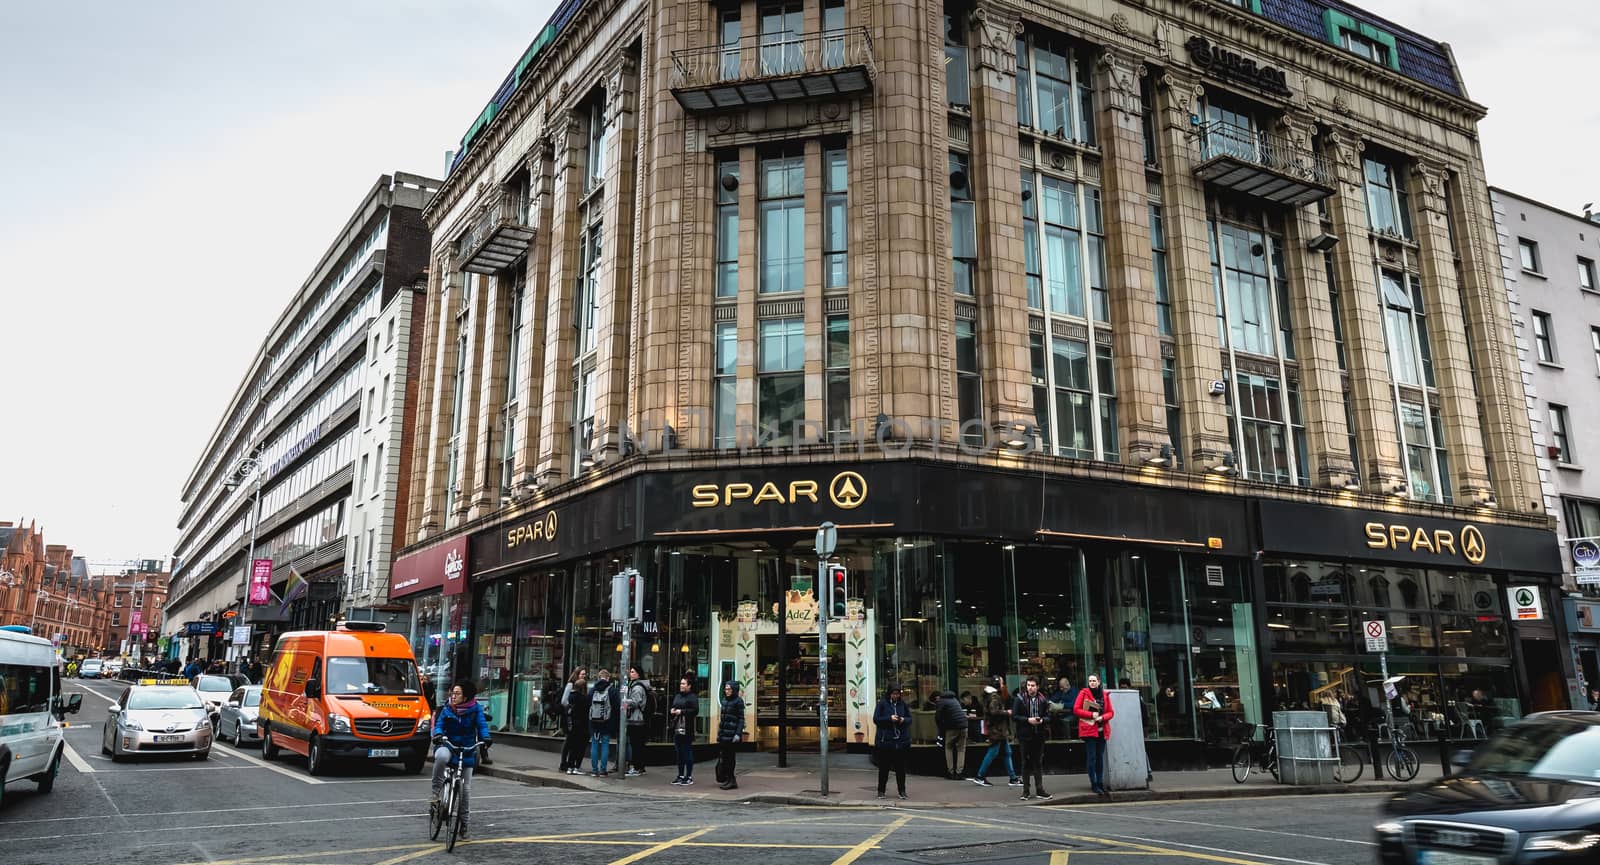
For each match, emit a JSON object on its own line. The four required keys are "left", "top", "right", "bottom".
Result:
{"left": 624, "top": 667, "right": 651, "bottom": 777}
{"left": 934, "top": 690, "right": 973, "bottom": 779}
{"left": 1075, "top": 674, "right": 1114, "bottom": 796}
{"left": 588, "top": 674, "right": 616, "bottom": 776}
{"left": 669, "top": 676, "right": 698, "bottom": 786}
{"left": 971, "top": 675, "right": 1019, "bottom": 787}
{"left": 1013, "top": 676, "right": 1052, "bottom": 800}
{"left": 716, "top": 680, "right": 746, "bottom": 789}
{"left": 874, "top": 683, "right": 912, "bottom": 800}
{"left": 560, "top": 668, "right": 590, "bottom": 774}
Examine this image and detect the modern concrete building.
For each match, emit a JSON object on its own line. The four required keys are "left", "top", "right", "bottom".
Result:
{"left": 166, "top": 173, "right": 437, "bottom": 665}
{"left": 1493, "top": 187, "right": 1600, "bottom": 706}
{"left": 394, "top": 0, "right": 1562, "bottom": 763}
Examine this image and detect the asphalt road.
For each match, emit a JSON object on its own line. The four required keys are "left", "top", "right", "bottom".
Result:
{"left": 0, "top": 678, "right": 1384, "bottom": 865}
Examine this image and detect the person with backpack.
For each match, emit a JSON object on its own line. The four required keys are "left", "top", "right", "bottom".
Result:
{"left": 971, "top": 675, "right": 1019, "bottom": 787}
{"left": 715, "top": 680, "right": 746, "bottom": 789}
{"left": 874, "top": 683, "right": 913, "bottom": 800}
{"left": 624, "top": 667, "right": 652, "bottom": 777}
{"left": 588, "top": 673, "right": 616, "bottom": 776}
{"left": 1013, "top": 675, "right": 1052, "bottom": 800}
{"left": 1074, "top": 673, "right": 1115, "bottom": 796}
{"left": 559, "top": 668, "right": 589, "bottom": 774}
{"left": 934, "top": 690, "right": 974, "bottom": 779}
{"left": 669, "top": 676, "right": 698, "bottom": 785}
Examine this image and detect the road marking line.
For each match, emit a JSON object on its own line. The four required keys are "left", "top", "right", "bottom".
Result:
{"left": 902, "top": 811, "right": 1314, "bottom": 865}
{"left": 221, "top": 739, "right": 327, "bottom": 784}
{"left": 605, "top": 827, "right": 714, "bottom": 865}
{"left": 60, "top": 738, "right": 94, "bottom": 774}
{"left": 830, "top": 814, "right": 909, "bottom": 865}
{"left": 372, "top": 849, "right": 436, "bottom": 865}
{"left": 1041, "top": 807, "right": 1378, "bottom": 847}
{"left": 1049, "top": 852, "right": 1070, "bottom": 865}
{"left": 69, "top": 682, "right": 120, "bottom": 705}
{"left": 0, "top": 793, "right": 527, "bottom": 824}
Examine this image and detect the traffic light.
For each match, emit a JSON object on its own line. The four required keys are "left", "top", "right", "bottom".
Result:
{"left": 827, "top": 564, "right": 848, "bottom": 619}
{"left": 629, "top": 570, "right": 645, "bottom": 621}
{"left": 610, "top": 569, "right": 645, "bottom": 622}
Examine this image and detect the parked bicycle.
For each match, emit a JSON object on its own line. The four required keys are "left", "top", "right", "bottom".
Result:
{"left": 1332, "top": 726, "right": 1366, "bottom": 784}
{"left": 1385, "top": 722, "right": 1420, "bottom": 782}
{"left": 1230, "top": 722, "right": 1278, "bottom": 783}
{"left": 430, "top": 740, "right": 480, "bottom": 852}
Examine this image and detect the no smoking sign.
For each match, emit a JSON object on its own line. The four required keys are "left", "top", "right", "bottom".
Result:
{"left": 1364, "top": 619, "right": 1388, "bottom": 652}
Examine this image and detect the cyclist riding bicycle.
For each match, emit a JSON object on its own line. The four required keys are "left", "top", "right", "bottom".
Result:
{"left": 431, "top": 681, "right": 490, "bottom": 839}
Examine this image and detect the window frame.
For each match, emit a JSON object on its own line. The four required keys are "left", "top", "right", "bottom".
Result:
{"left": 757, "top": 147, "right": 806, "bottom": 295}
{"left": 1549, "top": 404, "right": 1574, "bottom": 465}
{"left": 1532, "top": 310, "right": 1557, "bottom": 364}
{"left": 1519, "top": 238, "right": 1542, "bottom": 275}
{"left": 757, "top": 317, "right": 806, "bottom": 445}
{"left": 1580, "top": 257, "right": 1597, "bottom": 292}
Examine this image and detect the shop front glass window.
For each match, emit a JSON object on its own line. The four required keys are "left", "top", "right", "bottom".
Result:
{"left": 474, "top": 579, "right": 518, "bottom": 732}
{"left": 1186, "top": 557, "right": 1260, "bottom": 744}
{"left": 511, "top": 570, "right": 568, "bottom": 736}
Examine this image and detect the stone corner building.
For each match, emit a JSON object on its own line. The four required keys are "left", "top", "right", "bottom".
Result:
{"left": 397, "top": 0, "right": 1568, "bottom": 762}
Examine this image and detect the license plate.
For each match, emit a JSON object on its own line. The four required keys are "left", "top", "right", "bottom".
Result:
{"left": 154, "top": 735, "right": 184, "bottom": 743}
{"left": 368, "top": 748, "right": 400, "bottom": 758}
{"left": 1419, "top": 852, "right": 1495, "bottom": 865}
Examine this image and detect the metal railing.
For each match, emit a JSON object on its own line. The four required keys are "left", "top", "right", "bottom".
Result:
{"left": 672, "top": 27, "right": 876, "bottom": 90}
{"left": 1195, "top": 120, "right": 1331, "bottom": 187}
{"left": 455, "top": 191, "right": 531, "bottom": 269}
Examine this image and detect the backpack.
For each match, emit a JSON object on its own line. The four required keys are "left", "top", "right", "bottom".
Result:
{"left": 639, "top": 682, "right": 654, "bottom": 717}
{"left": 589, "top": 689, "right": 613, "bottom": 723}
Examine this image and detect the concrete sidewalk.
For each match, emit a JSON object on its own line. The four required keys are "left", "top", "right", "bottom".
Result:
{"left": 473, "top": 741, "right": 1431, "bottom": 808}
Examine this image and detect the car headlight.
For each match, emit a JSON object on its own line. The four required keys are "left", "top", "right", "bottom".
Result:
{"left": 1373, "top": 821, "right": 1404, "bottom": 837}
{"left": 122, "top": 718, "right": 143, "bottom": 731}
{"left": 1524, "top": 831, "right": 1600, "bottom": 853}
{"left": 416, "top": 715, "right": 432, "bottom": 734}
{"left": 330, "top": 714, "right": 352, "bottom": 733}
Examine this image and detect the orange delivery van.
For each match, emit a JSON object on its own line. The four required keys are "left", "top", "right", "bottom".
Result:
{"left": 257, "top": 621, "right": 431, "bottom": 776}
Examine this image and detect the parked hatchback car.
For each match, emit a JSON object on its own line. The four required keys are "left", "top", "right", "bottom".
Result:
{"left": 216, "top": 686, "right": 263, "bottom": 746}
{"left": 1376, "top": 710, "right": 1600, "bottom": 863}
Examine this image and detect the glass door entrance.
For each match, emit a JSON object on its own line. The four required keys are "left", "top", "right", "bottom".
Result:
{"left": 754, "top": 633, "right": 844, "bottom": 750}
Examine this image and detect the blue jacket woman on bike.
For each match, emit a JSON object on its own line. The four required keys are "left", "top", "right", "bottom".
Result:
{"left": 431, "top": 682, "right": 491, "bottom": 837}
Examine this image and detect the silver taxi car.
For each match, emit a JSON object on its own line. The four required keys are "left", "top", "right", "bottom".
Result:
{"left": 101, "top": 679, "right": 213, "bottom": 760}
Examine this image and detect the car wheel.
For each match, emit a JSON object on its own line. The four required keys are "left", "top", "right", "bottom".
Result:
{"left": 195, "top": 749, "right": 210, "bottom": 761}
{"left": 404, "top": 754, "right": 425, "bottom": 775}
{"left": 261, "top": 727, "right": 279, "bottom": 761}
{"left": 306, "top": 735, "right": 327, "bottom": 777}
{"left": 233, "top": 723, "right": 244, "bottom": 748}
{"left": 110, "top": 735, "right": 125, "bottom": 763}
{"left": 101, "top": 729, "right": 112, "bottom": 756}
{"left": 35, "top": 749, "right": 61, "bottom": 793}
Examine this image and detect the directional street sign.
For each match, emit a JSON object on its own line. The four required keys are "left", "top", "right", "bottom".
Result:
{"left": 1364, "top": 619, "right": 1388, "bottom": 652}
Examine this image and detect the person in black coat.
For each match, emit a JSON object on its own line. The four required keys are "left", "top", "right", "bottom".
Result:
{"left": 1013, "top": 676, "right": 1052, "bottom": 800}
{"left": 934, "top": 690, "right": 974, "bottom": 779}
{"left": 559, "top": 668, "right": 589, "bottom": 774}
{"left": 669, "top": 676, "right": 699, "bottom": 785}
{"left": 715, "top": 680, "right": 746, "bottom": 789}
{"left": 873, "top": 683, "right": 912, "bottom": 800}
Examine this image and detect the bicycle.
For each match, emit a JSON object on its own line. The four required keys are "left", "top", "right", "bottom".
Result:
{"left": 430, "top": 740, "right": 480, "bottom": 852}
{"left": 1384, "top": 722, "right": 1420, "bottom": 782}
{"left": 1332, "top": 726, "right": 1366, "bottom": 784}
{"left": 1230, "top": 722, "right": 1278, "bottom": 783}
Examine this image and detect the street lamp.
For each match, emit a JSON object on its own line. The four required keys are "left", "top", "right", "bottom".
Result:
{"left": 30, "top": 589, "right": 49, "bottom": 632}
{"left": 224, "top": 453, "right": 265, "bottom": 674}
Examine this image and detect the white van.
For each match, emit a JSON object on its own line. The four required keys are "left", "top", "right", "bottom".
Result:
{"left": 1, "top": 625, "right": 82, "bottom": 806}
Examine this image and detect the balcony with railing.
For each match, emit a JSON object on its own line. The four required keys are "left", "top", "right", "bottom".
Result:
{"left": 1192, "top": 121, "right": 1334, "bottom": 207}
{"left": 671, "top": 28, "right": 875, "bottom": 113}
{"left": 456, "top": 191, "right": 535, "bottom": 275}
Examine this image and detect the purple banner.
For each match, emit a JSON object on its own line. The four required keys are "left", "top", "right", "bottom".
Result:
{"left": 248, "top": 558, "right": 273, "bottom": 605}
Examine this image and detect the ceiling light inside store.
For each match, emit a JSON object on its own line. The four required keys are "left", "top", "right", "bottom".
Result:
{"left": 1266, "top": 623, "right": 1291, "bottom": 630}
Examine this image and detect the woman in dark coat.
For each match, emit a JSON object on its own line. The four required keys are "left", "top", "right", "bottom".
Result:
{"left": 559, "top": 668, "right": 589, "bottom": 774}
{"left": 971, "top": 676, "right": 1018, "bottom": 787}
{"left": 715, "top": 680, "right": 747, "bottom": 789}
{"left": 669, "top": 676, "right": 699, "bottom": 785}
{"left": 873, "top": 683, "right": 912, "bottom": 799}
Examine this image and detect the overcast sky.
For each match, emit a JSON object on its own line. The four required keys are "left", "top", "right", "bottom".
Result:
{"left": 0, "top": 1, "right": 1593, "bottom": 562}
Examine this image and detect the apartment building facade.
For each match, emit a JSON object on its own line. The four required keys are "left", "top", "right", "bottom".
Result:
{"left": 0, "top": 521, "right": 110, "bottom": 655}
{"left": 98, "top": 560, "right": 170, "bottom": 660}
{"left": 395, "top": 0, "right": 1562, "bottom": 762}
{"left": 166, "top": 173, "right": 437, "bottom": 664}
{"left": 1494, "top": 188, "right": 1600, "bottom": 707}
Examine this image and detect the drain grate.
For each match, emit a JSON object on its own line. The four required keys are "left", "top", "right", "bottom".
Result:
{"left": 895, "top": 838, "right": 1085, "bottom": 862}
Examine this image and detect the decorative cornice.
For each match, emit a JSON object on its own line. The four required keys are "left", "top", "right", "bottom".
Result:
{"left": 971, "top": 5, "right": 1024, "bottom": 75}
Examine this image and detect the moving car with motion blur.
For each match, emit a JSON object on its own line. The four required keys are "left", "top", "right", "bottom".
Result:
{"left": 1375, "top": 711, "right": 1600, "bottom": 863}
{"left": 101, "top": 679, "right": 213, "bottom": 761}
{"left": 216, "top": 685, "right": 263, "bottom": 746}
{"left": 78, "top": 658, "right": 104, "bottom": 679}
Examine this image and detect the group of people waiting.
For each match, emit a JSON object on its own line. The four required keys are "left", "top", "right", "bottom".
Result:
{"left": 921, "top": 673, "right": 1118, "bottom": 800}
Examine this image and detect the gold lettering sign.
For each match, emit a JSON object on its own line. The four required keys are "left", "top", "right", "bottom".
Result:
{"left": 507, "top": 510, "right": 560, "bottom": 548}
{"left": 1364, "top": 521, "right": 1484, "bottom": 564}
{"left": 691, "top": 472, "right": 864, "bottom": 509}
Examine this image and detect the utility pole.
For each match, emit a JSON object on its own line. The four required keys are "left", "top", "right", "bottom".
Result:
{"left": 815, "top": 521, "right": 837, "bottom": 797}
{"left": 612, "top": 567, "right": 642, "bottom": 781}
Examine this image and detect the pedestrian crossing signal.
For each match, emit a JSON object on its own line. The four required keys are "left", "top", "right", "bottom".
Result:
{"left": 827, "top": 564, "right": 848, "bottom": 619}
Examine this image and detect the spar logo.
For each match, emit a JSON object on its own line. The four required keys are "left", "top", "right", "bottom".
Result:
{"left": 444, "top": 549, "right": 464, "bottom": 583}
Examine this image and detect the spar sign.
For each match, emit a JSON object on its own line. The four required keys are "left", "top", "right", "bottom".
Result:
{"left": 1508, "top": 586, "right": 1545, "bottom": 621}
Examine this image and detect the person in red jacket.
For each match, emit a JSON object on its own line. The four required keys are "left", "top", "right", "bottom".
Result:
{"left": 1073, "top": 674, "right": 1115, "bottom": 796}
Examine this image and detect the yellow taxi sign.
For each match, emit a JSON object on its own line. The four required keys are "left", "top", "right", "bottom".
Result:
{"left": 137, "top": 678, "right": 194, "bottom": 686}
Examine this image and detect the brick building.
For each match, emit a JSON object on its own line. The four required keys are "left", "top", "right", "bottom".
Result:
{"left": 99, "top": 561, "right": 170, "bottom": 659}
{"left": 0, "top": 521, "right": 112, "bottom": 656}
{"left": 392, "top": 0, "right": 1565, "bottom": 762}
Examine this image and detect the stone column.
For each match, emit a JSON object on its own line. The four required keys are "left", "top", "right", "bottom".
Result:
{"left": 590, "top": 52, "right": 642, "bottom": 463}
{"left": 468, "top": 261, "right": 508, "bottom": 520}
{"left": 1093, "top": 47, "right": 1167, "bottom": 465}
{"left": 1277, "top": 112, "right": 1356, "bottom": 489}
{"left": 512, "top": 135, "right": 556, "bottom": 497}
{"left": 1322, "top": 127, "right": 1405, "bottom": 491}
{"left": 407, "top": 260, "right": 443, "bottom": 541}
{"left": 1448, "top": 158, "right": 1544, "bottom": 512}
{"left": 1151, "top": 69, "right": 1231, "bottom": 469}
{"left": 1410, "top": 157, "right": 1492, "bottom": 504}
{"left": 533, "top": 110, "right": 587, "bottom": 487}
{"left": 417, "top": 262, "right": 465, "bottom": 537}
{"left": 967, "top": 4, "right": 1033, "bottom": 435}
{"left": 451, "top": 274, "right": 491, "bottom": 525}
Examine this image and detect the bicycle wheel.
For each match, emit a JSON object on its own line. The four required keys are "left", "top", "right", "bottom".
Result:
{"left": 430, "top": 777, "right": 448, "bottom": 841}
{"left": 1231, "top": 745, "right": 1253, "bottom": 783}
{"left": 445, "top": 779, "right": 461, "bottom": 852}
{"left": 1386, "top": 747, "right": 1420, "bottom": 782}
{"left": 1267, "top": 747, "right": 1279, "bottom": 780}
{"left": 1334, "top": 746, "right": 1365, "bottom": 784}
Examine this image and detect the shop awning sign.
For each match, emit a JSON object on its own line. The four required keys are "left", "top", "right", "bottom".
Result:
{"left": 1508, "top": 586, "right": 1545, "bottom": 621}
{"left": 1572, "top": 537, "right": 1600, "bottom": 585}
{"left": 1364, "top": 620, "right": 1388, "bottom": 652}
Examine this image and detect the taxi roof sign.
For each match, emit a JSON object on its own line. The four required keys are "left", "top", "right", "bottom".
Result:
{"left": 137, "top": 678, "right": 195, "bottom": 686}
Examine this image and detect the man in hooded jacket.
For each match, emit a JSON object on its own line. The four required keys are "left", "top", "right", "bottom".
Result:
{"left": 715, "top": 680, "right": 746, "bottom": 788}
{"left": 934, "top": 690, "right": 974, "bottom": 779}
{"left": 874, "top": 684, "right": 913, "bottom": 799}
{"left": 624, "top": 667, "right": 652, "bottom": 777}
